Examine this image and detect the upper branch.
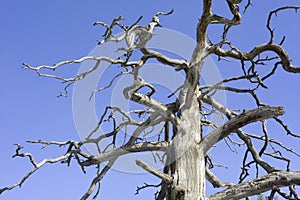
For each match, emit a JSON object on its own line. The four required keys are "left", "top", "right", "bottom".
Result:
{"left": 211, "top": 43, "right": 300, "bottom": 73}
{"left": 23, "top": 56, "right": 143, "bottom": 83}
{"left": 211, "top": 0, "right": 241, "bottom": 26}
{"left": 210, "top": 5, "right": 300, "bottom": 74}
{"left": 197, "top": 0, "right": 212, "bottom": 46}
{"left": 266, "top": 6, "right": 300, "bottom": 44}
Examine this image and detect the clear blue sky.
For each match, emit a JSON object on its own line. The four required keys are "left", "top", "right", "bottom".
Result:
{"left": 1, "top": 1, "right": 300, "bottom": 199}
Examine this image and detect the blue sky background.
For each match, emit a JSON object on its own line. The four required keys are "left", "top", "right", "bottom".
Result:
{"left": 1, "top": 1, "right": 300, "bottom": 199}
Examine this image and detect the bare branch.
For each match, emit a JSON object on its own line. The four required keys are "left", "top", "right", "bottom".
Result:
{"left": 93, "top": 16, "right": 125, "bottom": 43}
{"left": 89, "top": 71, "right": 132, "bottom": 100}
{"left": 135, "top": 182, "right": 161, "bottom": 195}
{"left": 196, "top": 0, "right": 212, "bottom": 46}
{"left": 205, "top": 168, "right": 234, "bottom": 188}
{"left": 200, "top": 105, "right": 284, "bottom": 154}
{"left": 246, "top": 133, "right": 300, "bottom": 157}
{"left": 198, "top": 74, "right": 256, "bottom": 99}
{"left": 12, "top": 144, "right": 37, "bottom": 168}
{"left": 1, "top": 146, "right": 72, "bottom": 195}
{"left": 266, "top": 6, "right": 300, "bottom": 44}
{"left": 236, "top": 128, "right": 277, "bottom": 173}
{"left": 211, "top": 41, "right": 300, "bottom": 74}
{"left": 140, "top": 48, "right": 188, "bottom": 70}
{"left": 130, "top": 93, "right": 178, "bottom": 125}
{"left": 80, "top": 159, "right": 116, "bottom": 200}
{"left": 136, "top": 160, "right": 173, "bottom": 184}
{"left": 211, "top": 0, "right": 241, "bottom": 26}
{"left": 81, "top": 142, "right": 168, "bottom": 166}
{"left": 23, "top": 56, "right": 140, "bottom": 84}
{"left": 243, "top": 0, "right": 252, "bottom": 13}
{"left": 202, "top": 96, "right": 282, "bottom": 173}
{"left": 274, "top": 117, "right": 300, "bottom": 138}
{"left": 208, "top": 171, "right": 300, "bottom": 200}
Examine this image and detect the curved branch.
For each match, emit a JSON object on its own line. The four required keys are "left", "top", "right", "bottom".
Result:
{"left": 266, "top": 6, "right": 300, "bottom": 44}
{"left": 211, "top": 43, "right": 300, "bottom": 73}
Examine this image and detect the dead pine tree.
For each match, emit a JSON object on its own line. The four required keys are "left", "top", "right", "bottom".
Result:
{"left": 2, "top": 1, "right": 300, "bottom": 200}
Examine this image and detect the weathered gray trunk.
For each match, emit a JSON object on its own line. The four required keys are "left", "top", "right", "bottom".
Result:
{"left": 171, "top": 95, "right": 205, "bottom": 200}
{"left": 168, "top": 35, "right": 207, "bottom": 199}
{"left": 170, "top": 50, "right": 206, "bottom": 199}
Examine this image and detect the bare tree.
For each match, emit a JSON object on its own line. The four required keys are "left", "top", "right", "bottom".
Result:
{"left": 2, "top": 1, "right": 300, "bottom": 199}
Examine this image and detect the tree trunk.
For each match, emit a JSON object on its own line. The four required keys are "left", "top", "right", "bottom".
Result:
{"left": 170, "top": 67, "right": 205, "bottom": 200}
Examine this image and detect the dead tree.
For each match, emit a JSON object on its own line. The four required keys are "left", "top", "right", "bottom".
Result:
{"left": 2, "top": 1, "right": 300, "bottom": 199}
